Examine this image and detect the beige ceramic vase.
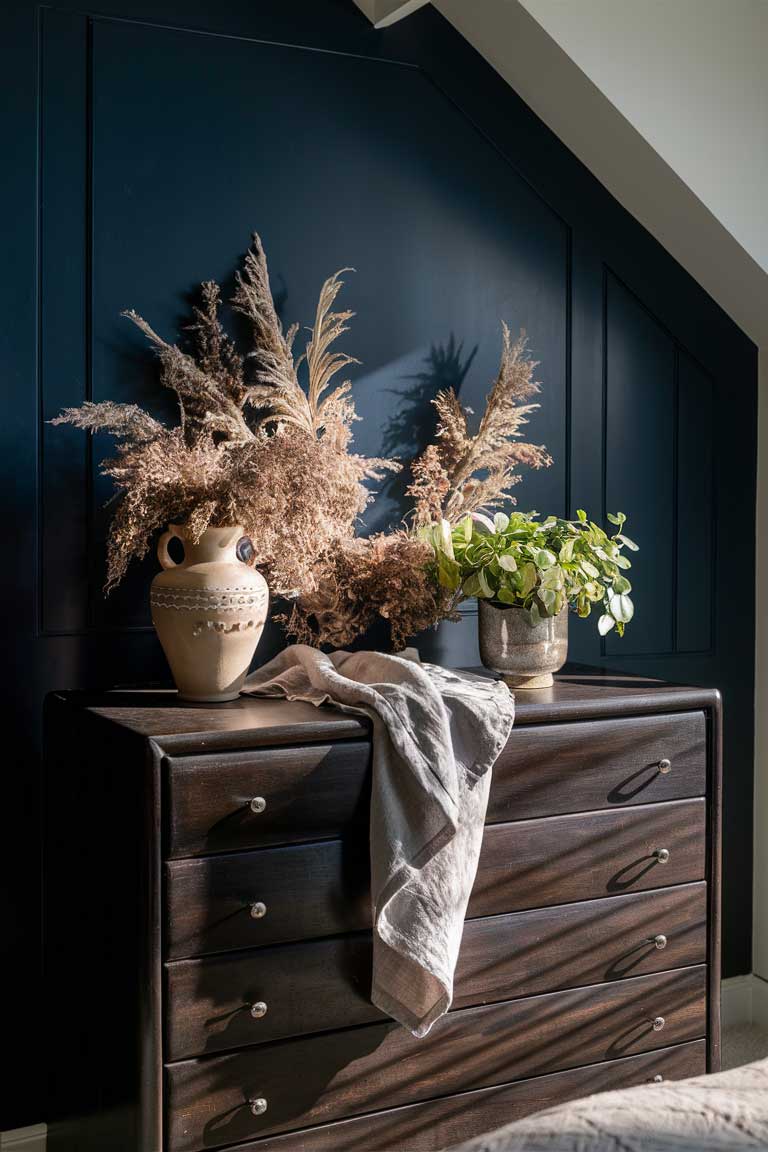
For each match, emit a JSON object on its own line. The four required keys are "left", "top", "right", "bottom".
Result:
{"left": 150, "top": 524, "right": 269, "bottom": 702}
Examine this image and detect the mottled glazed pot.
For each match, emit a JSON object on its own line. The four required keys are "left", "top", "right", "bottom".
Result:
{"left": 150, "top": 524, "right": 269, "bottom": 702}
{"left": 478, "top": 600, "right": 568, "bottom": 689}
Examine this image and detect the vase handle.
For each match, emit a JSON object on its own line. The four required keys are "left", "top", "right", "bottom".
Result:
{"left": 157, "top": 526, "right": 182, "bottom": 570}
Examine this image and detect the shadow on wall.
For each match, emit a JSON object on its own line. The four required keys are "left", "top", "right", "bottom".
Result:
{"left": 375, "top": 334, "right": 478, "bottom": 529}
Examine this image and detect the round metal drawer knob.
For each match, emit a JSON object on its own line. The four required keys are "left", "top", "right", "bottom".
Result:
{"left": 250, "top": 796, "right": 267, "bottom": 814}
{"left": 658, "top": 758, "right": 672, "bottom": 774}
{"left": 652, "top": 1016, "right": 666, "bottom": 1032}
{"left": 651, "top": 934, "right": 668, "bottom": 950}
{"left": 250, "top": 901, "right": 267, "bottom": 919}
{"left": 250, "top": 1001, "right": 268, "bottom": 1019}
{"left": 654, "top": 848, "right": 670, "bottom": 864}
{"left": 250, "top": 1098, "right": 268, "bottom": 1116}
{"left": 652, "top": 1074, "right": 664, "bottom": 1083}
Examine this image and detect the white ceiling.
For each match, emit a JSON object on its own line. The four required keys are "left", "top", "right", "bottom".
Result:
{"left": 518, "top": 0, "right": 768, "bottom": 277}
{"left": 431, "top": 0, "right": 768, "bottom": 350}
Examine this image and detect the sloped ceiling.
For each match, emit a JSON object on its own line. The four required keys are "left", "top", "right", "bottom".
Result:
{"left": 353, "top": 0, "right": 429, "bottom": 28}
{"left": 431, "top": 0, "right": 768, "bottom": 346}
{"left": 519, "top": 0, "right": 768, "bottom": 277}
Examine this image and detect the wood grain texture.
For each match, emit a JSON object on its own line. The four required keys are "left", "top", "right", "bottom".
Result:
{"left": 167, "top": 742, "right": 372, "bottom": 858}
{"left": 471, "top": 798, "right": 706, "bottom": 918}
{"left": 165, "top": 966, "right": 707, "bottom": 1151}
{"left": 166, "top": 710, "right": 705, "bottom": 862}
{"left": 67, "top": 691, "right": 369, "bottom": 752}
{"left": 501, "top": 672, "right": 719, "bottom": 730}
{"left": 55, "top": 672, "right": 719, "bottom": 753}
{"left": 165, "top": 799, "right": 706, "bottom": 958}
{"left": 488, "top": 710, "right": 706, "bottom": 822}
{"left": 236, "top": 1042, "right": 707, "bottom": 1152}
{"left": 166, "top": 835, "right": 371, "bottom": 958}
{"left": 165, "top": 883, "right": 707, "bottom": 1059}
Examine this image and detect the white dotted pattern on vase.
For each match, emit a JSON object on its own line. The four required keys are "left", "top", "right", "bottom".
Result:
{"left": 151, "top": 587, "right": 267, "bottom": 612}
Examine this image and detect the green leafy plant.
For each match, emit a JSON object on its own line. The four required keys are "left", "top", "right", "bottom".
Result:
{"left": 422, "top": 509, "right": 638, "bottom": 636}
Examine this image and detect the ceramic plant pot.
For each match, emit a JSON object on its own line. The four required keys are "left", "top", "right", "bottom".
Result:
{"left": 478, "top": 600, "right": 568, "bottom": 689}
{"left": 150, "top": 524, "right": 269, "bottom": 702}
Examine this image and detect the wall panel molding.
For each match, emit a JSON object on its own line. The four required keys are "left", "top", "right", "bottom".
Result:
{"left": 1, "top": 0, "right": 757, "bottom": 1129}
{"left": 600, "top": 267, "right": 716, "bottom": 662}
{"left": 37, "top": 7, "right": 572, "bottom": 637}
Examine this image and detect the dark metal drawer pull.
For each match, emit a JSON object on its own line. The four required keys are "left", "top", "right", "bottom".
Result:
{"left": 654, "top": 848, "right": 670, "bottom": 864}
{"left": 250, "top": 1000, "right": 268, "bottom": 1019}
{"left": 647, "top": 934, "right": 668, "bottom": 950}
{"left": 652, "top": 1016, "right": 666, "bottom": 1032}
{"left": 658, "top": 758, "right": 672, "bottom": 774}
{"left": 250, "top": 1098, "right": 268, "bottom": 1116}
{"left": 250, "top": 796, "right": 267, "bottom": 814}
{"left": 250, "top": 901, "right": 267, "bottom": 919}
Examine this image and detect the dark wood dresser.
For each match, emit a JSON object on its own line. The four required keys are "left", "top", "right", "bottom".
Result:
{"left": 44, "top": 668, "right": 721, "bottom": 1152}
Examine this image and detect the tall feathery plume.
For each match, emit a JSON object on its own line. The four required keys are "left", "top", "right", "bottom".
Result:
{"left": 231, "top": 233, "right": 312, "bottom": 433}
{"left": 407, "top": 324, "right": 552, "bottom": 526}
{"left": 52, "top": 233, "right": 399, "bottom": 598}
{"left": 51, "top": 233, "right": 551, "bottom": 649}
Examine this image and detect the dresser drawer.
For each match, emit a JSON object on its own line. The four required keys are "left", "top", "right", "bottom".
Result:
{"left": 165, "top": 799, "right": 705, "bottom": 957}
{"left": 166, "top": 742, "right": 371, "bottom": 858}
{"left": 165, "top": 712, "right": 705, "bottom": 861}
{"left": 166, "top": 834, "right": 369, "bottom": 958}
{"left": 166, "top": 883, "right": 707, "bottom": 1058}
{"left": 230, "top": 1041, "right": 707, "bottom": 1152}
{"left": 471, "top": 798, "right": 706, "bottom": 917}
{"left": 489, "top": 711, "right": 706, "bottom": 821}
{"left": 165, "top": 966, "right": 707, "bottom": 1151}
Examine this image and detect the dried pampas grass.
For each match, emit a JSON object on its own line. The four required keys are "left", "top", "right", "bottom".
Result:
{"left": 408, "top": 325, "right": 552, "bottom": 526}
{"left": 280, "top": 533, "right": 458, "bottom": 652}
{"left": 52, "top": 234, "right": 396, "bottom": 598}
{"left": 52, "top": 232, "right": 552, "bottom": 650}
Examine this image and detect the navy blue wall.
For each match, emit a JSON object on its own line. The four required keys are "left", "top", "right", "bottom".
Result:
{"left": 1, "top": 0, "right": 757, "bottom": 1128}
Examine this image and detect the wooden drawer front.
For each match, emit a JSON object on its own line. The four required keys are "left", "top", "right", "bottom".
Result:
{"left": 470, "top": 798, "right": 706, "bottom": 918}
{"left": 166, "top": 883, "right": 707, "bottom": 1059}
{"left": 166, "top": 799, "right": 705, "bottom": 958}
{"left": 166, "top": 712, "right": 705, "bottom": 860}
{"left": 167, "top": 742, "right": 371, "bottom": 859}
{"left": 457, "top": 880, "right": 706, "bottom": 1006}
{"left": 166, "top": 966, "right": 706, "bottom": 1151}
{"left": 166, "top": 835, "right": 369, "bottom": 959}
{"left": 489, "top": 711, "right": 706, "bottom": 822}
{"left": 232, "top": 1041, "right": 707, "bottom": 1152}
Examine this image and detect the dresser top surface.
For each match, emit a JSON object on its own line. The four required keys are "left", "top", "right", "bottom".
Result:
{"left": 49, "top": 663, "right": 719, "bottom": 755}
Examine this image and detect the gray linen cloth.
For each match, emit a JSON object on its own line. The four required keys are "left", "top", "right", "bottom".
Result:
{"left": 243, "top": 644, "right": 515, "bottom": 1037}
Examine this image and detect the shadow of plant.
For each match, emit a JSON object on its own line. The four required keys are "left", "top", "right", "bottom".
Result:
{"left": 378, "top": 335, "right": 478, "bottom": 523}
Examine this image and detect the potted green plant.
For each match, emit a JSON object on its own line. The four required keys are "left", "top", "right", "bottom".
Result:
{"left": 423, "top": 509, "right": 637, "bottom": 687}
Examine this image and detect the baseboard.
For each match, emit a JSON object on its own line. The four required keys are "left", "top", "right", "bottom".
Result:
{"left": 0, "top": 1125, "right": 46, "bottom": 1152}
{"left": 753, "top": 974, "right": 768, "bottom": 1028}
{"left": 722, "top": 973, "right": 755, "bottom": 1026}
{"left": 722, "top": 973, "right": 768, "bottom": 1028}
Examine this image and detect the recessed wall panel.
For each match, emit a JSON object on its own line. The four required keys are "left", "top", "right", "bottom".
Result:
{"left": 604, "top": 274, "right": 675, "bottom": 656}
{"left": 676, "top": 351, "right": 714, "bottom": 653}
{"left": 75, "top": 18, "right": 568, "bottom": 628}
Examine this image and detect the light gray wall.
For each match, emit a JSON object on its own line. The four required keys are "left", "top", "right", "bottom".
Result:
{"left": 520, "top": 0, "right": 768, "bottom": 275}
